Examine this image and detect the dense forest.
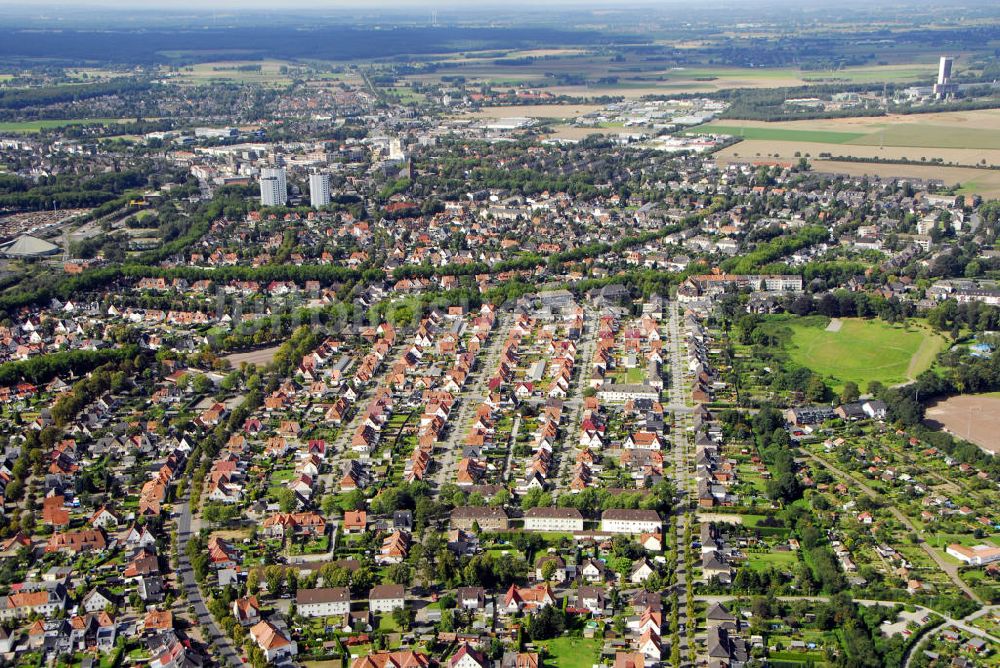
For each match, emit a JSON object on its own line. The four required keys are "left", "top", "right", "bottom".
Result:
{"left": 0, "top": 171, "right": 148, "bottom": 212}
{"left": 0, "top": 26, "right": 633, "bottom": 65}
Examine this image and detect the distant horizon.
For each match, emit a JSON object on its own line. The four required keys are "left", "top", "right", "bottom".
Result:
{"left": 0, "top": 0, "right": 994, "bottom": 8}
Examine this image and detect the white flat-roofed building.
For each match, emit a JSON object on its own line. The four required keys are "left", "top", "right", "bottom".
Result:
{"left": 947, "top": 543, "right": 1000, "bottom": 566}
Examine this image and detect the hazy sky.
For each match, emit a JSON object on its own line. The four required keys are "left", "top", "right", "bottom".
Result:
{"left": 0, "top": 0, "right": 721, "bottom": 6}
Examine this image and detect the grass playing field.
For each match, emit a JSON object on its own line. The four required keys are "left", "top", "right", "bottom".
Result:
{"left": 765, "top": 316, "right": 945, "bottom": 391}
{"left": 0, "top": 118, "right": 123, "bottom": 133}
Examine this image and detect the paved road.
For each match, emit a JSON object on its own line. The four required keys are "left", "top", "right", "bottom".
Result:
{"left": 667, "top": 299, "right": 694, "bottom": 667}
{"left": 175, "top": 492, "right": 242, "bottom": 668}
{"left": 331, "top": 340, "right": 408, "bottom": 457}
{"left": 799, "top": 449, "right": 982, "bottom": 604}
{"left": 553, "top": 308, "right": 599, "bottom": 491}
{"left": 431, "top": 314, "right": 511, "bottom": 489}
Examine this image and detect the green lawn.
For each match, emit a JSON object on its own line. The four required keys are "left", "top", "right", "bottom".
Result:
{"left": 0, "top": 118, "right": 124, "bottom": 133}
{"left": 693, "top": 124, "right": 867, "bottom": 144}
{"left": 536, "top": 636, "right": 602, "bottom": 668}
{"left": 625, "top": 367, "right": 645, "bottom": 383}
{"left": 747, "top": 550, "right": 799, "bottom": 572}
{"left": 767, "top": 316, "right": 944, "bottom": 391}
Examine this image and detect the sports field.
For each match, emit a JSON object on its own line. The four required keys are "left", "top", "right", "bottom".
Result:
{"left": 767, "top": 316, "right": 945, "bottom": 391}
{"left": 0, "top": 118, "right": 124, "bottom": 133}
{"left": 925, "top": 395, "right": 1000, "bottom": 454}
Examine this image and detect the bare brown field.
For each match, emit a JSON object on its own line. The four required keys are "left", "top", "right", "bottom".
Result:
{"left": 224, "top": 345, "right": 281, "bottom": 368}
{"left": 925, "top": 394, "right": 1000, "bottom": 454}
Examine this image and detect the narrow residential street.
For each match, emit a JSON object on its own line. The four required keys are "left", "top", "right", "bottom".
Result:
{"left": 174, "top": 490, "right": 242, "bottom": 668}
{"left": 432, "top": 313, "right": 512, "bottom": 489}
{"left": 667, "top": 298, "right": 694, "bottom": 666}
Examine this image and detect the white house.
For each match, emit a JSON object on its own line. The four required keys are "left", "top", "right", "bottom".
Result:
{"left": 250, "top": 620, "right": 297, "bottom": 662}
{"left": 369, "top": 584, "right": 405, "bottom": 613}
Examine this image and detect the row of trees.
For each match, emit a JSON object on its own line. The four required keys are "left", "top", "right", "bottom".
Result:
{"left": 0, "top": 345, "right": 139, "bottom": 386}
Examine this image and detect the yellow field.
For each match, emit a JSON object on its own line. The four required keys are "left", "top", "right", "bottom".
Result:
{"left": 818, "top": 161, "right": 1000, "bottom": 198}
{"left": 715, "top": 151, "right": 1000, "bottom": 197}
{"left": 715, "top": 139, "right": 1000, "bottom": 167}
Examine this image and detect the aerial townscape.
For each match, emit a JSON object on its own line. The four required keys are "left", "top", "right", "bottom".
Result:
{"left": 3, "top": 1, "right": 1000, "bottom": 668}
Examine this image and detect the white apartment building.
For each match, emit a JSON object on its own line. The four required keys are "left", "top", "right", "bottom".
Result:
{"left": 260, "top": 167, "right": 287, "bottom": 206}
{"left": 296, "top": 587, "right": 350, "bottom": 617}
{"left": 309, "top": 172, "right": 331, "bottom": 208}
{"left": 524, "top": 507, "right": 585, "bottom": 532}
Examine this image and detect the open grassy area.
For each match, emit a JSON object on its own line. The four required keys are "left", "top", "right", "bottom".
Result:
{"left": 747, "top": 550, "right": 799, "bottom": 572}
{"left": 0, "top": 118, "right": 124, "bottom": 133}
{"left": 535, "top": 636, "right": 602, "bottom": 668}
{"left": 766, "top": 316, "right": 944, "bottom": 391}
{"left": 695, "top": 124, "right": 866, "bottom": 144}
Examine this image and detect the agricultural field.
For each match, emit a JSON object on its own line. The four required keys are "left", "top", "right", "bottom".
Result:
{"left": 694, "top": 124, "right": 867, "bottom": 144}
{"left": 162, "top": 59, "right": 297, "bottom": 86}
{"left": 544, "top": 124, "right": 643, "bottom": 140}
{"left": 697, "top": 110, "right": 1000, "bottom": 150}
{"left": 716, "top": 139, "right": 1000, "bottom": 175}
{"left": 402, "top": 54, "right": 937, "bottom": 99}
{"left": 762, "top": 316, "right": 945, "bottom": 392}
{"left": 807, "top": 160, "right": 1000, "bottom": 198}
{"left": 705, "top": 110, "right": 1000, "bottom": 195}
